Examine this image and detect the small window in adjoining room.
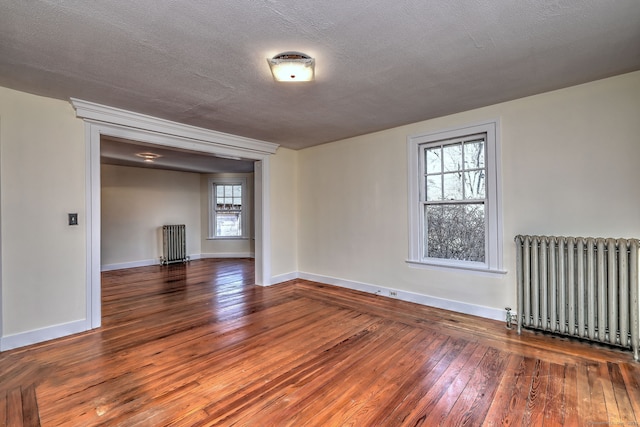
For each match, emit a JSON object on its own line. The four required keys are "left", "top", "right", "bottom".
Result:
{"left": 407, "top": 120, "right": 504, "bottom": 274}
{"left": 209, "top": 177, "right": 248, "bottom": 239}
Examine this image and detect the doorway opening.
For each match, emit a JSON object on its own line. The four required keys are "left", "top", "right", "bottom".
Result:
{"left": 74, "top": 99, "right": 278, "bottom": 329}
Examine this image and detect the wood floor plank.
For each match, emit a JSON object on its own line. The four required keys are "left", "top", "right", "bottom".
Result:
{"left": 389, "top": 340, "right": 479, "bottom": 426}
{"left": 370, "top": 338, "right": 477, "bottom": 426}
{"left": 599, "top": 360, "right": 622, "bottom": 425}
{"left": 322, "top": 330, "right": 451, "bottom": 426}
{"left": 412, "top": 344, "right": 489, "bottom": 425}
{"left": 521, "top": 359, "right": 549, "bottom": 426}
{"left": 608, "top": 361, "right": 638, "bottom": 426}
{"left": 0, "top": 390, "right": 7, "bottom": 427}
{"left": 441, "top": 347, "right": 510, "bottom": 426}
{"left": 562, "top": 363, "right": 580, "bottom": 426}
{"left": 576, "top": 360, "right": 592, "bottom": 425}
{"left": 6, "top": 388, "right": 23, "bottom": 427}
{"left": 587, "top": 361, "right": 611, "bottom": 425}
{"left": 279, "top": 326, "right": 428, "bottom": 427}
{"left": 20, "top": 385, "right": 40, "bottom": 427}
{"left": 482, "top": 355, "right": 530, "bottom": 426}
{"left": 0, "top": 258, "right": 639, "bottom": 426}
{"left": 542, "top": 361, "right": 567, "bottom": 426}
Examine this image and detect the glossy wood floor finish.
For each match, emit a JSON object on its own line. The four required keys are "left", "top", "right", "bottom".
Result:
{"left": 2, "top": 259, "right": 640, "bottom": 426}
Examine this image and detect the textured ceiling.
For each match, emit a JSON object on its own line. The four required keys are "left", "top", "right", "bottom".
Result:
{"left": 1, "top": 1, "right": 639, "bottom": 150}
{"left": 101, "top": 136, "right": 255, "bottom": 174}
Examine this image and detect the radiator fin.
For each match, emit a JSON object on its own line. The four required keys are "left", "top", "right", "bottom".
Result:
{"left": 161, "top": 224, "right": 189, "bottom": 265}
{"left": 515, "top": 235, "right": 640, "bottom": 361}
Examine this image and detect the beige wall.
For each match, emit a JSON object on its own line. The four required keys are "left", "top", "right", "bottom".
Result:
{"left": 269, "top": 147, "right": 299, "bottom": 279}
{"left": 297, "top": 71, "right": 640, "bottom": 311}
{"left": 101, "top": 164, "right": 202, "bottom": 267}
{"left": 200, "top": 173, "right": 255, "bottom": 257}
{"left": 0, "top": 87, "right": 86, "bottom": 336}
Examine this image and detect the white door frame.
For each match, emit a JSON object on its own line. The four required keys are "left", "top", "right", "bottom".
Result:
{"left": 72, "top": 99, "right": 278, "bottom": 328}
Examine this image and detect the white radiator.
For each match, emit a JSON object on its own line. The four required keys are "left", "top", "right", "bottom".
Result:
{"left": 515, "top": 235, "right": 640, "bottom": 360}
{"left": 160, "top": 224, "right": 189, "bottom": 265}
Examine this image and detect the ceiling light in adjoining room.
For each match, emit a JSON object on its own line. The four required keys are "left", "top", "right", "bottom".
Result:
{"left": 135, "top": 152, "right": 162, "bottom": 163}
{"left": 267, "top": 52, "right": 315, "bottom": 82}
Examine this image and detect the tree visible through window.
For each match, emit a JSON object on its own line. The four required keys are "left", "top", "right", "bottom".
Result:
{"left": 424, "top": 136, "right": 486, "bottom": 262}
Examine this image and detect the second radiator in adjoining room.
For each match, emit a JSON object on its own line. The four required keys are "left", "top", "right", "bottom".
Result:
{"left": 161, "top": 224, "right": 189, "bottom": 265}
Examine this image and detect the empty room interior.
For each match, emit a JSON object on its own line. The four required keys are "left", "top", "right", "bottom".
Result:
{"left": 1, "top": 1, "right": 640, "bottom": 425}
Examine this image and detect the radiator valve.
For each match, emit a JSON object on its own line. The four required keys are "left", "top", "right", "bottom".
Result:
{"left": 505, "top": 307, "right": 513, "bottom": 329}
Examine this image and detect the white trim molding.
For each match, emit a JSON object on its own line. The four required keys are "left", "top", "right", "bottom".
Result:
{"left": 71, "top": 99, "right": 279, "bottom": 157}
{"left": 0, "top": 319, "right": 88, "bottom": 352}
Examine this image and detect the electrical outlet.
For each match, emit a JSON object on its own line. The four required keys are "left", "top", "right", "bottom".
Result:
{"left": 389, "top": 291, "right": 397, "bottom": 297}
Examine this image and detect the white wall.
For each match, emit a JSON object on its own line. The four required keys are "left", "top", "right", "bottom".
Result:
{"left": 200, "top": 172, "right": 255, "bottom": 258}
{"left": 101, "top": 164, "right": 201, "bottom": 268}
{"left": 0, "top": 87, "right": 86, "bottom": 337}
{"left": 297, "top": 71, "right": 640, "bottom": 316}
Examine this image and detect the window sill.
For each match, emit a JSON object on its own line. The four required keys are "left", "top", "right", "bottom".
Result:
{"left": 207, "top": 237, "right": 250, "bottom": 241}
{"left": 406, "top": 259, "right": 507, "bottom": 277}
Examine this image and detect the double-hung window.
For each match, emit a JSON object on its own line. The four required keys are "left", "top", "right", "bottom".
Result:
{"left": 407, "top": 120, "right": 504, "bottom": 273}
{"left": 209, "top": 177, "right": 248, "bottom": 239}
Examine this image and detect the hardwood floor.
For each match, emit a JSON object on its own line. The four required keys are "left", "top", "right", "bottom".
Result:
{"left": 1, "top": 258, "right": 640, "bottom": 426}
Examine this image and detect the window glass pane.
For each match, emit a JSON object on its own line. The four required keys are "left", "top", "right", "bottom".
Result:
{"left": 215, "top": 185, "right": 224, "bottom": 205}
{"left": 425, "top": 203, "right": 485, "bottom": 262}
{"left": 211, "top": 180, "right": 246, "bottom": 238}
{"left": 464, "top": 170, "right": 485, "bottom": 199}
{"left": 464, "top": 140, "right": 485, "bottom": 169}
{"left": 216, "top": 212, "right": 241, "bottom": 236}
{"left": 425, "top": 147, "right": 441, "bottom": 174}
{"left": 443, "top": 172, "right": 463, "bottom": 200}
{"left": 442, "top": 143, "right": 462, "bottom": 172}
{"left": 426, "top": 176, "right": 442, "bottom": 201}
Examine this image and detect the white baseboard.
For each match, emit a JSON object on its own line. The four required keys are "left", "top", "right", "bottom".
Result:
{"left": 200, "top": 252, "right": 254, "bottom": 259}
{"left": 101, "top": 253, "right": 254, "bottom": 272}
{"left": 101, "top": 258, "right": 159, "bottom": 271}
{"left": 0, "top": 319, "right": 89, "bottom": 352}
{"left": 297, "top": 272, "right": 505, "bottom": 322}
{"left": 271, "top": 271, "right": 300, "bottom": 284}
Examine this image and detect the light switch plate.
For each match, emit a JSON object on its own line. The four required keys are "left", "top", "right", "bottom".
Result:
{"left": 68, "top": 213, "right": 78, "bottom": 226}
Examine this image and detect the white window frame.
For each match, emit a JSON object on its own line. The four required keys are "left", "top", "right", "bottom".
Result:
{"left": 407, "top": 119, "right": 505, "bottom": 274}
{"left": 208, "top": 177, "right": 249, "bottom": 239}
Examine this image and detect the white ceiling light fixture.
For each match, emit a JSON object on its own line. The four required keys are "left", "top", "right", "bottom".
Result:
{"left": 135, "top": 152, "right": 162, "bottom": 163}
{"left": 267, "top": 52, "right": 315, "bottom": 82}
